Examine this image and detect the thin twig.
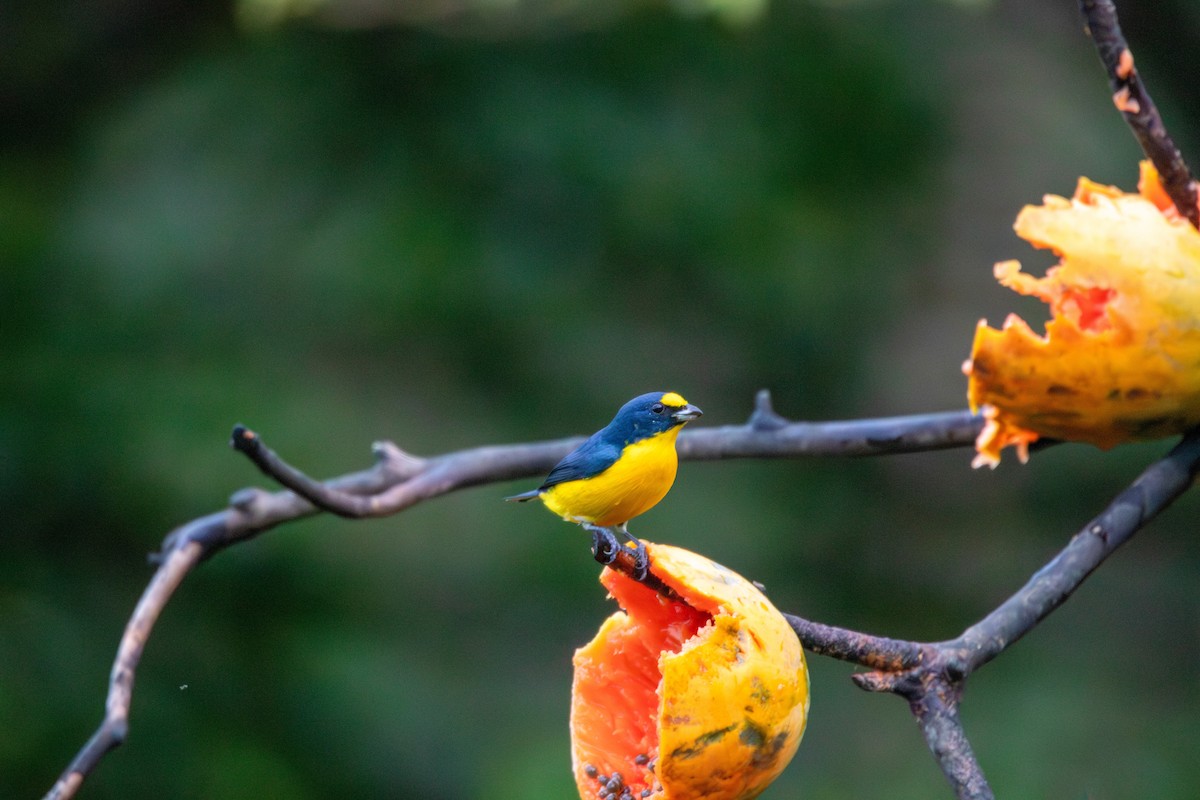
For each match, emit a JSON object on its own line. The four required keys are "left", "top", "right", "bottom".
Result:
{"left": 1080, "top": 0, "right": 1200, "bottom": 228}
{"left": 44, "top": 542, "right": 205, "bottom": 800}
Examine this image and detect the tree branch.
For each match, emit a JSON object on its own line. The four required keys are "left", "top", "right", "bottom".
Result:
{"left": 782, "top": 615, "right": 923, "bottom": 673}
{"left": 954, "top": 428, "right": 1200, "bottom": 671}
{"left": 43, "top": 396, "right": 980, "bottom": 800}
{"left": 762, "top": 429, "right": 1200, "bottom": 799}
{"left": 1080, "top": 0, "right": 1200, "bottom": 228}
{"left": 905, "top": 684, "right": 991, "bottom": 800}
{"left": 228, "top": 393, "right": 981, "bottom": 519}
{"left": 44, "top": 542, "right": 204, "bottom": 800}
{"left": 44, "top": 385, "right": 1200, "bottom": 800}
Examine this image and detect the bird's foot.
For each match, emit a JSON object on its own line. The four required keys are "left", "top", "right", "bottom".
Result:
{"left": 587, "top": 526, "right": 650, "bottom": 581}
{"left": 589, "top": 526, "right": 621, "bottom": 566}
{"left": 612, "top": 525, "right": 649, "bottom": 581}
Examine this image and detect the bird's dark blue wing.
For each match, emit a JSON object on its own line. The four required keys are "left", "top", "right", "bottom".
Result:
{"left": 539, "top": 434, "right": 621, "bottom": 490}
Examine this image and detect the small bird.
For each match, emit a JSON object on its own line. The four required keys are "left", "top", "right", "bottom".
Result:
{"left": 507, "top": 391, "right": 702, "bottom": 576}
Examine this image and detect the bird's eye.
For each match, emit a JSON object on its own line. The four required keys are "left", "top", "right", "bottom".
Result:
{"left": 651, "top": 403, "right": 665, "bottom": 414}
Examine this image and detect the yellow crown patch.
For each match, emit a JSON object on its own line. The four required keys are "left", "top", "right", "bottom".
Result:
{"left": 660, "top": 391, "right": 687, "bottom": 407}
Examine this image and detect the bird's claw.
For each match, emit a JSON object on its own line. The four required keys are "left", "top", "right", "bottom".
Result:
{"left": 590, "top": 527, "right": 620, "bottom": 565}
{"left": 629, "top": 539, "right": 650, "bottom": 582}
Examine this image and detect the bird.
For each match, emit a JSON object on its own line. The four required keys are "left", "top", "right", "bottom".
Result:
{"left": 506, "top": 391, "right": 702, "bottom": 577}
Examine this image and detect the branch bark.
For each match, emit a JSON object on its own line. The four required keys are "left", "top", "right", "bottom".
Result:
{"left": 44, "top": 543, "right": 204, "bottom": 800}
{"left": 1080, "top": 0, "right": 1200, "bottom": 228}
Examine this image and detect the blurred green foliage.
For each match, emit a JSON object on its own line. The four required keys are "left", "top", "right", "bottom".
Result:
{"left": 4, "top": 1, "right": 1200, "bottom": 798}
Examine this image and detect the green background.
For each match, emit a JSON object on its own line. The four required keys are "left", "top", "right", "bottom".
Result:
{"left": 5, "top": 1, "right": 1200, "bottom": 797}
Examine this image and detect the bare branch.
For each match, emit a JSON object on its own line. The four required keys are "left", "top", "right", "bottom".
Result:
{"left": 1080, "top": 0, "right": 1200, "bottom": 228}
{"left": 782, "top": 615, "right": 923, "bottom": 673}
{"left": 954, "top": 428, "right": 1200, "bottom": 671}
{"left": 44, "top": 542, "right": 205, "bottom": 800}
{"left": 682, "top": 400, "right": 982, "bottom": 461}
{"left": 47, "top": 396, "right": 981, "bottom": 798}
{"left": 47, "top": 388, "right": 1197, "bottom": 800}
{"left": 229, "top": 399, "right": 982, "bottom": 519}
{"left": 906, "top": 684, "right": 992, "bottom": 800}
{"left": 766, "top": 429, "right": 1200, "bottom": 799}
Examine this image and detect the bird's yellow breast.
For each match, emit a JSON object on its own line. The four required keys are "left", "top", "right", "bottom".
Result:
{"left": 541, "top": 427, "right": 683, "bottom": 527}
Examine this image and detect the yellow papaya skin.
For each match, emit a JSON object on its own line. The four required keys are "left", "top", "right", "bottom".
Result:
{"left": 965, "top": 163, "right": 1200, "bottom": 466}
{"left": 571, "top": 543, "right": 809, "bottom": 800}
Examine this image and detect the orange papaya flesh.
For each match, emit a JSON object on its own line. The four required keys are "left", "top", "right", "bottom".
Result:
{"left": 571, "top": 543, "right": 809, "bottom": 800}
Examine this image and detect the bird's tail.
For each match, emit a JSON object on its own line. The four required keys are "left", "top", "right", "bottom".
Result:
{"left": 504, "top": 489, "right": 541, "bottom": 503}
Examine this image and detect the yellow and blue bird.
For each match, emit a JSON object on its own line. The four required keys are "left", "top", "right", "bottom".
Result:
{"left": 507, "top": 391, "right": 702, "bottom": 575}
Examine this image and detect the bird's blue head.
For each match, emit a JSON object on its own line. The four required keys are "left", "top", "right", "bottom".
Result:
{"left": 606, "top": 391, "right": 703, "bottom": 444}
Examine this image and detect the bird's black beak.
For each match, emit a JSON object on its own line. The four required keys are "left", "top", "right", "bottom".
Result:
{"left": 672, "top": 403, "right": 703, "bottom": 423}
